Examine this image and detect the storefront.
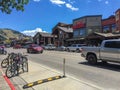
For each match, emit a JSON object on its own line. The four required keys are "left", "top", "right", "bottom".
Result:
{"left": 86, "top": 32, "right": 120, "bottom": 46}
{"left": 33, "top": 32, "right": 55, "bottom": 45}
{"left": 69, "top": 15, "right": 102, "bottom": 45}
{"left": 115, "top": 9, "right": 120, "bottom": 32}
{"left": 102, "top": 15, "right": 116, "bottom": 33}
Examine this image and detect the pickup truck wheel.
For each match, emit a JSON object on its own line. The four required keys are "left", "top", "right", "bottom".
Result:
{"left": 87, "top": 54, "right": 97, "bottom": 65}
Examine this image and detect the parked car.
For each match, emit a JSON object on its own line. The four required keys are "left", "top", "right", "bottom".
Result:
{"left": 13, "top": 44, "right": 22, "bottom": 49}
{"left": 44, "top": 44, "right": 56, "bottom": 50}
{"left": 5, "top": 44, "right": 11, "bottom": 48}
{"left": 0, "top": 46, "right": 7, "bottom": 55}
{"left": 0, "top": 44, "right": 7, "bottom": 55}
{"left": 81, "top": 39, "right": 120, "bottom": 65}
{"left": 40, "top": 45, "right": 46, "bottom": 49}
{"left": 22, "top": 44, "right": 30, "bottom": 48}
{"left": 27, "top": 44, "right": 43, "bottom": 53}
{"left": 66, "top": 44, "right": 86, "bottom": 53}
{"left": 56, "top": 46, "right": 66, "bottom": 51}
{"left": 0, "top": 44, "right": 5, "bottom": 48}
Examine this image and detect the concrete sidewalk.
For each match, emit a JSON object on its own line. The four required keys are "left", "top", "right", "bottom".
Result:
{"left": 18, "top": 60, "right": 102, "bottom": 90}
{"left": 0, "top": 68, "right": 11, "bottom": 90}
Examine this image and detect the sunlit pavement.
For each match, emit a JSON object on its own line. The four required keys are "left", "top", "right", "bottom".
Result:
{"left": 0, "top": 48, "right": 103, "bottom": 90}
{"left": 17, "top": 60, "right": 101, "bottom": 90}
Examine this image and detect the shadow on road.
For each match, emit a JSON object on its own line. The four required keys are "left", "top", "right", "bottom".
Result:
{"left": 79, "top": 61, "right": 120, "bottom": 72}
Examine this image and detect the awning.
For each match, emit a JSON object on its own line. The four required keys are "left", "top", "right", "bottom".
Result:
{"left": 66, "top": 38, "right": 85, "bottom": 41}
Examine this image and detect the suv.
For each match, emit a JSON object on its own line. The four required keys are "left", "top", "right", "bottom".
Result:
{"left": 66, "top": 44, "right": 86, "bottom": 53}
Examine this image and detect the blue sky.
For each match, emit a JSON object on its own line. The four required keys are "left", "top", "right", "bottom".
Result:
{"left": 0, "top": 0, "right": 120, "bottom": 36}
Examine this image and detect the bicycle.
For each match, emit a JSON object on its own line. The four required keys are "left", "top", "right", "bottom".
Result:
{"left": 5, "top": 53, "right": 28, "bottom": 78}
{"left": 1, "top": 53, "right": 16, "bottom": 68}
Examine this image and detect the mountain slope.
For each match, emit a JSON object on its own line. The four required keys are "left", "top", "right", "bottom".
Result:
{"left": 0, "top": 28, "right": 25, "bottom": 39}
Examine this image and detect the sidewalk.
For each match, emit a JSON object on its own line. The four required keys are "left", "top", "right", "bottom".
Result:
{"left": 0, "top": 68, "right": 11, "bottom": 90}
{"left": 19, "top": 60, "right": 102, "bottom": 90}
{"left": 0, "top": 57, "right": 102, "bottom": 90}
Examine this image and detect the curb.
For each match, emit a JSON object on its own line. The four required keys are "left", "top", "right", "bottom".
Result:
{"left": 0, "top": 67, "right": 16, "bottom": 90}
{"left": 23, "top": 75, "right": 65, "bottom": 89}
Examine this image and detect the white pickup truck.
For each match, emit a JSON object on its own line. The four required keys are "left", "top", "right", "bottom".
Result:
{"left": 81, "top": 39, "right": 120, "bottom": 65}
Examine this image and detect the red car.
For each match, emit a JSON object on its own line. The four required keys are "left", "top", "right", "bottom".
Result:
{"left": 13, "top": 44, "right": 21, "bottom": 49}
{"left": 0, "top": 44, "right": 5, "bottom": 48}
{"left": 27, "top": 44, "right": 43, "bottom": 53}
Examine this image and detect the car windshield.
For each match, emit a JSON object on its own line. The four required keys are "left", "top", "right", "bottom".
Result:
{"left": 31, "top": 44, "right": 39, "bottom": 47}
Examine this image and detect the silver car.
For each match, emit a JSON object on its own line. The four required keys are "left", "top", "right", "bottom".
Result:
{"left": 44, "top": 44, "right": 56, "bottom": 50}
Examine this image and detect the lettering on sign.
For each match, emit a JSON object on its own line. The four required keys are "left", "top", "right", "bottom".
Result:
{"left": 73, "top": 21, "right": 85, "bottom": 29}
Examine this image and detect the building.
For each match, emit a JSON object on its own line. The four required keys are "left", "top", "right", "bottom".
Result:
{"left": 102, "top": 9, "right": 120, "bottom": 33}
{"left": 86, "top": 32, "right": 120, "bottom": 46}
{"left": 102, "top": 15, "right": 116, "bottom": 33}
{"left": 115, "top": 9, "right": 120, "bottom": 32}
{"left": 33, "top": 32, "right": 55, "bottom": 45}
{"left": 52, "top": 22, "right": 73, "bottom": 46}
{"left": 66, "top": 15, "right": 102, "bottom": 45}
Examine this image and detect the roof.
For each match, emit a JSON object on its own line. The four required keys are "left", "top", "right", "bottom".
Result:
{"left": 39, "top": 32, "right": 53, "bottom": 37}
{"left": 66, "top": 37, "right": 85, "bottom": 41}
{"left": 57, "top": 26, "right": 73, "bottom": 33}
{"left": 94, "top": 32, "right": 120, "bottom": 37}
{"left": 52, "top": 22, "right": 72, "bottom": 34}
{"left": 115, "top": 8, "right": 120, "bottom": 13}
{"left": 104, "top": 39, "right": 120, "bottom": 42}
{"left": 73, "top": 15, "right": 102, "bottom": 21}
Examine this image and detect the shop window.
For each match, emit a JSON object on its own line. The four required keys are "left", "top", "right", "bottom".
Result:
{"left": 80, "top": 28, "right": 85, "bottom": 36}
{"left": 73, "top": 30, "right": 79, "bottom": 37}
{"left": 111, "top": 24, "right": 116, "bottom": 32}
{"left": 103, "top": 25, "right": 110, "bottom": 33}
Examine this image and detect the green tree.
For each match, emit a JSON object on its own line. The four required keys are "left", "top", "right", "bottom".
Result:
{"left": 0, "top": 0, "right": 29, "bottom": 14}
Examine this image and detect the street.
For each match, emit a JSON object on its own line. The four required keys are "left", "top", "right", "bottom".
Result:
{"left": 1, "top": 48, "right": 120, "bottom": 90}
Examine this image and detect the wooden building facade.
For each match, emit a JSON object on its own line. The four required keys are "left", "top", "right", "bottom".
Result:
{"left": 33, "top": 32, "right": 55, "bottom": 45}
{"left": 52, "top": 22, "right": 73, "bottom": 46}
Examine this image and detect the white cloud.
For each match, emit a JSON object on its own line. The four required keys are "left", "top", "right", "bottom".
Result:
{"left": 105, "top": 1, "right": 109, "bottom": 4}
{"left": 68, "top": 0, "right": 75, "bottom": 4}
{"left": 65, "top": 3, "right": 79, "bottom": 11}
{"left": 33, "top": 0, "right": 40, "bottom": 2}
{"left": 98, "top": 0, "right": 109, "bottom": 4}
{"left": 50, "top": 0, "right": 79, "bottom": 11}
{"left": 50, "top": 0, "right": 66, "bottom": 6}
{"left": 22, "top": 28, "right": 46, "bottom": 36}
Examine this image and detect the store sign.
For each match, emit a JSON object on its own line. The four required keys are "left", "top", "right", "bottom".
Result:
{"left": 72, "top": 22, "right": 85, "bottom": 29}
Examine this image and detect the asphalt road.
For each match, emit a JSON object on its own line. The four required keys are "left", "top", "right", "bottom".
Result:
{"left": 5, "top": 48, "right": 120, "bottom": 89}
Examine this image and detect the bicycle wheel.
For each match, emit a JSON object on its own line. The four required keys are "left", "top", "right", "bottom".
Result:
{"left": 1, "top": 59, "right": 9, "bottom": 68}
{"left": 5, "top": 66, "right": 15, "bottom": 78}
